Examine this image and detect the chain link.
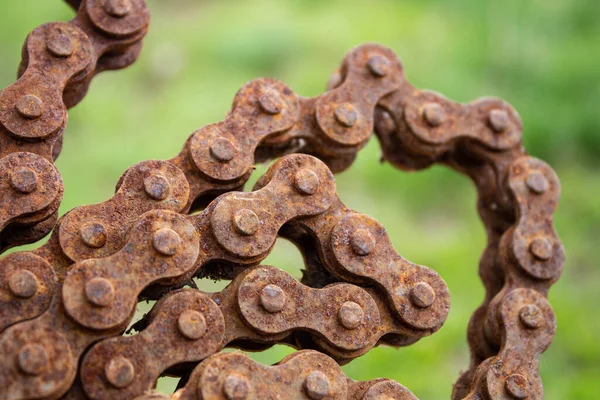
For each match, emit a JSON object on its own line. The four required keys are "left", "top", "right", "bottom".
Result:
{"left": 0, "top": 1, "right": 564, "bottom": 399}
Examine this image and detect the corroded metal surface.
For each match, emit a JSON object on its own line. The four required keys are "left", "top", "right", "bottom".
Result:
{"left": 0, "top": 0, "right": 149, "bottom": 251}
{"left": 0, "top": 2, "right": 564, "bottom": 399}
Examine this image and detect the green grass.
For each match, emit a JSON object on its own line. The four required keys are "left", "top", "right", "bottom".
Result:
{"left": 1, "top": 0, "right": 599, "bottom": 398}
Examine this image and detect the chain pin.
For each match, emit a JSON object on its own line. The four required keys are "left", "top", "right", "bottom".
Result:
{"left": 7, "top": 270, "right": 38, "bottom": 298}
{"left": 17, "top": 344, "right": 49, "bottom": 375}
{"left": 152, "top": 228, "right": 181, "bottom": 256}
{"left": 105, "top": 356, "right": 135, "bottom": 388}
{"left": 338, "top": 301, "right": 364, "bottom": 330}
{"left": 177, "top": 310, "right": 207, "bottom": 340}
{"left": 85, "top": 277, "right": 115, "bottom": 307}
{"left": 423, "top": 103, "right": 445, "bottom": 127}
{"left": 15, "top": 94, "right": 44, "bottom": 119}
{"left": 259, "top": 284, "right": 286, "bottom": 313}
{"left": 334, "top": 103, "right": 359, "bottom": 127}
{"left": 80, "top": 222, "right": 108, "bottom": 248}
{"left": 304, "top": 371, "right": 331, "bottom": 399}
{"left": 233, "top": 209, "right": 260, "bottom": 236}
{"left": 409, "top": 281, "right": 436, "bottom": 308}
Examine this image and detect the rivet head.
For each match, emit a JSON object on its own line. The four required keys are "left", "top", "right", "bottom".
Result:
{"left": 209, "top": 138, "right": 236, "bottom": 163}
{"left": 177, "top": 310, "right": 207, "bottom": 340}
{"left": 105, "top": 356, "right": 135, "bottom": 388}
{"left": 152, "top": 228, "right": 181, "bottom": 256}
{"left": 489, "top": 109, "right": 509, "bottom": 133}
{"left": 294, "top": 169, "right": 320, "bottom": 195}
{"left": 529, "top": 237, "right": 553, "bottom": 261}
{"left": 367, "top": 55, "right": 391, "bottom": 77}
{"left": 423, "top": 103, "right": 446, "bottom": 127}
{"left": 46, "top": 33, "right": 73, "bottom": 57}
{"left": 519, "top": 304, "right": 542, "bottom": 329}
{"left": 104, "top": 0, "right": 131, "bottom": 17}
{"left": 376, "top": 109, "right": 397, "bottom": 136}
{"left": 259, "top": 284, "right": 286, "bottom": 313}
{"left": 338, "top": 301, "right": 364, "bottom": 330}
{"left": 258, "top": 87, "right": 283, "bottom": 115}
{"left": 223, "top": 373, "right": 250, "bottom": 400}
{"left": 85, "top": 277, "right": 115, "bottom": 307}
{"left": 79, "top": 222, "right": 108, "bottom": 248}
{"left": 18, "top": 344, "right": 49, "bottom": 375}
{"left": 505, "top": 373, "right": 529, "bottom": 399}
{"left": 304, "top": 371, "right": 331, "bottom": 399}
{"left": 409, "top": 281, "right": 436, "bottom": 308}
{"left": 10, "top": 167, "right": 38, "bottom": 194}
{"left": 334, "top": 103, "right": 359, "bottom": 128}
{"left": 233, "top": 209, "right": 260, "bottom": 236}
{"left": 7, "top": 269, "right": 38, "bottom": 298}
{"left": 15, "top": 94, "right": 44, "bottom": 119}
{"left": 350, "top": 229, "right": 376, "bottom": 256}
{"left": 143, "top": 174, "right": 170, "bottom": 201}
{"left": 526, "top": 172, "right": 549, "bottom": 194}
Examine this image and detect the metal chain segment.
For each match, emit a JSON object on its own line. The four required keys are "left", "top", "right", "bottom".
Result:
{"left": 0, "top": 44, "right": 404, "bottom": 335}
{"left": 131, "top": 350, "right": 418, "bottom": 400}
{"left": 463, "top": 289, "right": 556, "bottom": 400}
{"left": 0, "top": 9, "right": 565, "bottom": 397}
{"left": 78, "top": 264, "right": 404, "bottom": 399}
{"left": 277, "top": 197, "right": 450, "bottom": 334}
{"left": 80, "top": 289, "right": 226, "bottom": 400}
{"left": 368, "top": 71, "right": 563, "bottom": 398}
{"left": 0, "top": 153, "right": 442, "bottom": 399}
{"left": 0, "top": 0, "right": 149, "bottom": 250}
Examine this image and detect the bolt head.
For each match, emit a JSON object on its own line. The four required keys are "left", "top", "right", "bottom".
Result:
{"left": 17, "top": 343, "right": 49, "bottom": 375}
{"left": 7, "top": 269, "right": 38, "bottom": 298}
{"left": 79, "top": 222, "right": 108, "bottom": 248}
{"left": 209, "top": 138, "right": 236, "bottom": 163}
{"left": 350, "top": 229, "right": 376, "bottom": 256}
{"left": 258, "top": 87, "right": 283, "bottom": 115}
{"left": 46, "top": 33, "right": 73, "bottom": 57}
{"left": 15, "top": 94, "right": 44, "bottom": 119}
{"left": 304, "top": 371, "right": 331, "bottom": 399}
{"left": 177, "top": 310, "right": 207, "bottom": 340}
{"left": 104, "top": 0, "right": 131, "bottom": 17}
{"left": 489, "top": 109, "right": 509, "bottom": 133}
{"left": 423, "top": 103, "right": 445, "bottom": 127}
{"left": 338, "top": 301, "right": 364, "bottom": 330}
{"left": 409, "top": 281, "right": 436, "bottom": 308}
{"left": 526, "top": 172, "right": 549, "bottom": 194}
{"left": 223, "top": 373, "right": 250, "bottom": 400}
{"left": 105, "top": 356, "right": 135, "bottom": 388}
{"left": 85, "top": 277, "right": 115, "bottom": 307}
{"left": 233, "top": 209, "right": 260, "bottom": 236}
{"left": 152, "top": 228, "right": 181, "bottom": 256}
{"left": 294, "top": 169, "right": 320, "bottom": 195}
{"left": 519, "top": 304, "right": 542, "bottom": 329}
{"left": 144, "top": 174, "right": 170, "bottom": 201}
{"left": 367, "top": 55, "right": 391, "bottom": 77}
{"left": 505, "top": 373, "right": 529, "bottom": 399}
{"left": 334, "top": 103, "right": 359, "bottom": 128}
{"left": 10, "top": 167, "right": 38, "bottom": 194}
{"left": 529, "top": 237, "right": 553, "bottom": 261}
{"left": 259, "top": 284, "right": 286, "bottom": 313}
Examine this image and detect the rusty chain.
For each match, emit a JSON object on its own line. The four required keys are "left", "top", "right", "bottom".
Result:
{"left": 0, "top": 1, "right": 564, "bottom": 399}
{"left": 0, "top": 0, "right": 149, "bottom": 251}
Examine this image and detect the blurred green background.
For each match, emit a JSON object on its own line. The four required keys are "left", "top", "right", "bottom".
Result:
{"left": 1, "top": 0, "right": 599, "bottom": 398}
